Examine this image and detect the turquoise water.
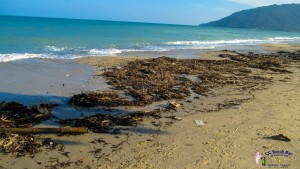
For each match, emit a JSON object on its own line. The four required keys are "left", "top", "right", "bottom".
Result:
{"left": 1, "top": 15, "right": 300, "bottom": 62}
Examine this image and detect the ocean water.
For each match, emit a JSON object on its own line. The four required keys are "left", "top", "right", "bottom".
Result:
{"left": 1, "top": 15, "right": 300, "bottom": 62}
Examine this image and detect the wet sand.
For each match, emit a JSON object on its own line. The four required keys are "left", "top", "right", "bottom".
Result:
{"left": 0, "top": 44, "right": 299, "bottom": 168}
{"left": 76, "top": 56, "right": 145, "bottom": 67}
{"left": 260, "top": 43, "right": 300, "bottom": 52}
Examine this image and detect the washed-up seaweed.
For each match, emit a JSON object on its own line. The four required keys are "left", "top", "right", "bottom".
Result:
{"left": 70, "top": 52, "right": 293, "bottom": 108}
{"left": 276, "top": 50, "right": 300, "bottom": 60}
{"left": 0, "top": 135, "right": 66, "bottom": 157}
{"left": 42, "top": 138, "right": 64, "bottom": 151}
{"left": 60, "top": 113, "right": 143, "bottom": 133}
{"left": 69, "top": 91, "right": 133, "bottom": 108}
{"left": 0, "top": 102, "right": 58, "bottom": 156}
{"left": 0, "top": 102, "right": 56, "bottom": 128}
{"left": 60, "top": 109, "right": 162, "bottom": 133}
{"left": 218, "top": 52, "right": 293, "bottom": 73}
{"left": 0, "top": 133, "right": 42, "bottom": 156}
{"left": 45, "top": 158, "right": 88, "bottom": 169}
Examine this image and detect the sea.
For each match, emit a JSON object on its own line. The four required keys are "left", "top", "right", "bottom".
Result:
{"left": 1, "top": 15, "right": 300, "bottom": 62}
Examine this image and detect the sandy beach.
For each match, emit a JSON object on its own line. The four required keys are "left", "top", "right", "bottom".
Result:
{"left": 0, "top": 44, "right": 299, "bottom": 169}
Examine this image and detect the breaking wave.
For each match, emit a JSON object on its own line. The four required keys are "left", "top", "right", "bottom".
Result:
{"left": 1, "top": 36, "right": 299, "bottom": 62}
{"left": 0, "top": 53, "right": 48, "bottom": 62}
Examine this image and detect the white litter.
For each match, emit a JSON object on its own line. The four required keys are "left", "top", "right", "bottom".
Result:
{"left": 194, "top": 120, "right": 205, "bottom": 126}
{"left": 231, "top": 105, "right": 241, "bottom": 110}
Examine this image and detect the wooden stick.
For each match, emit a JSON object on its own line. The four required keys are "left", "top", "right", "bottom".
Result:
{"left": 0, "top": 127, "right": 88, "bottom": 134}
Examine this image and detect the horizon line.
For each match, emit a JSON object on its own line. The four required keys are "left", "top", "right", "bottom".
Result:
{"left": 0, "top": 14, "right": 201, "bottom": 27}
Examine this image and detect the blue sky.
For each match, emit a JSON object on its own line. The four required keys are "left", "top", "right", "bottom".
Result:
{"left": 0, "top": 0, "right": 299, "bottom": 25}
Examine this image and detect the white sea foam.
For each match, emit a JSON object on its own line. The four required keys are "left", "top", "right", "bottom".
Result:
{"left": 164, "top": 39, "right": 265, "bottom": 46}
{"left": 88, "top": 48, "right": 145, "bottom": 56}
{"left": 267, "top": 37, "right": 300, "bottom": 41}
{"left": 88, "top": 48, "right": 123, "bottom": 55}
{"left": 0, "top": 53, "right": 47, "bottom": 62}
{"left": 45, "top": 46, "right": 66, "bottom": 52}
{"left": 143, "top": 46, "right": 170, "bottom": 52}
{"left": 163, "top": 37, "right": 300, "bottom": 49}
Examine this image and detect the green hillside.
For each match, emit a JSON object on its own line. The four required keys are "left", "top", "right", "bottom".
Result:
{"left": 201, "top": 4, "right": 300, "bottom": 32}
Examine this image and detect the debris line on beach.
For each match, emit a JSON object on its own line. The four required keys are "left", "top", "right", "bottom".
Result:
{"left": 70, "top": 52, "right": 293, "bottom": 108}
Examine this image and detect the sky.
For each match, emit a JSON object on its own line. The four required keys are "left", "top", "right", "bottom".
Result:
{"left": 0, "top": 0, "right": 300, "bottom": 25}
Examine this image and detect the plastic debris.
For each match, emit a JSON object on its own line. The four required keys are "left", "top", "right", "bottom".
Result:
{"left": 231, "top": 105, "right": 241, "bottom": 110}
{"left": 166, "top": 116, "right": 182, "bottom": 121}
{"left": 195, "top": 120, "right": 205, "bottom": 126}
{"left": 169, "top": 102, "right": 181, "bottom": 108}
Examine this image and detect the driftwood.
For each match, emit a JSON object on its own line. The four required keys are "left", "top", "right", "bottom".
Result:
{"left": 0, "top": 127, "right": 88, "bottom": 134}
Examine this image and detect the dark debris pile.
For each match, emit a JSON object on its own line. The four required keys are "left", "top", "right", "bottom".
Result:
{"left": 0, "top": 134, "right": 67, "bottom": 157}
{"left": 60, "top": 109, "right": 162, "bottom": 133}
{"left": 0, "top": 102, "right": 59, "bottom": 156}
{"left": 70, "top": 52, "right": 293, "bottom": 108}
{"left": 0, "top": 101, "right": 56, "bottom": 128}
{"left": 69, "top": 91, "right": 133, "bottom": 108}
{"left": 277, "top": 50, "right": 300, "bottom": 60}
{"left": 219, "top": 51, "right": 293, "bottom": 73}
{"left": 42, "top": 138, "right": 64, "bottom": 151}
{"left": 0, "top": 133, "right": 42, "bottom": 156}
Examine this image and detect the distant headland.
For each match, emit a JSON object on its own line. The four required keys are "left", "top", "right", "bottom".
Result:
{"left": 201, "top": 4, "right": 300, "bottom": 32}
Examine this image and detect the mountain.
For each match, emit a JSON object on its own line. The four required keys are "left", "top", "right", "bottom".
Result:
{"left": 201, "top": 4, "right": 300, "bottom": 32}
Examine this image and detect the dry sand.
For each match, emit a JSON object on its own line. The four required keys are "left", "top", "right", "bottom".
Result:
{"left": 0, "top": 44, "right": 299, "bottom": 169}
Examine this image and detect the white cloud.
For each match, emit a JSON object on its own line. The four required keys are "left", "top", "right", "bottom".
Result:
{"left": 226, "top": 0, "right": 300, "bottom": 7}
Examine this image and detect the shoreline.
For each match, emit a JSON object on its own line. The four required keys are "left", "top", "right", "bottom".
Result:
{"left": 0, "top": 43, "right": 287, "bottom": 63}
{"left": 72, "top": 43, "right": 287, "bottom": 68}
{"left": 0, "top": 44, "right": 299, "bottom": 168}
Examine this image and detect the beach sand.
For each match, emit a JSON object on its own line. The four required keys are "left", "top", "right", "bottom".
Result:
{"left": 76, "top": 56, "right": 144, "bottom": 67}
{"left": 260, "top": 43, "right": 300, "bottom": 52}
{"left": 0, "top": 44, "right": 299, "bottom": 168}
